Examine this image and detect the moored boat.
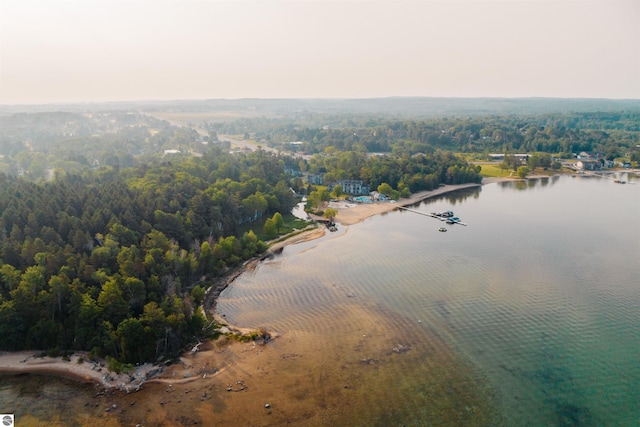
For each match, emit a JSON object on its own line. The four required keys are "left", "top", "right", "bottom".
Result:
{"left": 432, "top": 210, "right": 455, "bottom": 218}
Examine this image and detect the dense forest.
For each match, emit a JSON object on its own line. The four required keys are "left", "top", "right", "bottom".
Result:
{"left": 1, "top": 98, "right": 637, "bottom": 366}
{"left": 0, "top": 144, "right": 481, "bottom": 365}
{"left": 0, "top": 111, "right": 205, "bottom": 178}
{"left": 0, "top": 146, "right": 301, "bottom": 364}
{"left": 2, "top": 99, "right": 639, "bottom": 179}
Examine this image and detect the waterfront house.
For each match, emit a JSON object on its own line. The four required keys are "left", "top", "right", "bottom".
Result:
{"left": 577, "top": 151, "right": 604, "bottom": 160}
{"left": 576, "top": 159, "right": 602, "bottom": 171}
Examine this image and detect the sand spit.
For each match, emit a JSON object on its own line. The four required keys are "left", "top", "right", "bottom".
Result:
{"left": 0, "top": 351, "right": 161, "bottom": 393}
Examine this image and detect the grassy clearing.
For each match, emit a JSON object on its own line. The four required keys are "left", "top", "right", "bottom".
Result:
{"left": 279, "top": 215, "right": 313, "bottom": 234}
{"left": 251, "top": 213, "right": 314, "bottom": 242}
{"left": 479, "top": 163, "right": 512, "bottom": 178}
{"left": 480, "top": 163, "right": 564, "bottom": 178}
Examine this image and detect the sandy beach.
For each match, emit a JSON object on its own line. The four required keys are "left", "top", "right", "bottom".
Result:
{"left": 0, "top": 351, "right": 161, "bottom": 393}
{"left": 329, "top": 182, "right": 482, "bottom": 226}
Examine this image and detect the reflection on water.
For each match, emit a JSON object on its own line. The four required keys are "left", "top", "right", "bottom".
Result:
{"left": 437, "top": 186, "right": 482, "bottom": 205}
{"left": 220, "top": 175, "right": 640, "bottom": 426}
{"left": 0, "top": 374, "right": 100, "bottom": 426}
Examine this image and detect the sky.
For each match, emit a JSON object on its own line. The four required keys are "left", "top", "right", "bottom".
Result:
{"left": 1, "top": 0, "right": 638, "bottom": 104}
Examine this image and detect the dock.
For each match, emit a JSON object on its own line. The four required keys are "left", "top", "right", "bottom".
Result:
{"left": 396, "top": 206, "right": 468, "bottom": 226}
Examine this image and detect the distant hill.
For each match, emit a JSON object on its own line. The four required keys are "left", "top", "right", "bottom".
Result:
{"left": 2, "top": 97, "right": 639, "bottom": 118}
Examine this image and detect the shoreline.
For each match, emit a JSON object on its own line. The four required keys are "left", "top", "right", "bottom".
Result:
{"left": 207, "top": 181, "right": 488, "bottom": 331}
{"left": 330, "top": 182, "right": 483, "bottom": 226}
{"left": 0, "top": 173, "right": 630, "bottom": 425}
{"left": 0, "top": 180, "right": 492, "bottom": 391}
{"left": 0, "top": 350, "right": 160, "bottom": 392}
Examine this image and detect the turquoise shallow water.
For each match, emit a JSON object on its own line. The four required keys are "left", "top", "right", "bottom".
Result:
{"left": 219, "top": 174, "right": 640, "bottom": 426}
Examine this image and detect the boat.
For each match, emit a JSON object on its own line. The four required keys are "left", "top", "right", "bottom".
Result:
{"left": 438, "top": 227, "right": 447, "bottom": 232}
{"left": 432, "top": 210, "right": 455, "bottom": 218}
{"left": 446, "top": 217, "right": 461, "bottom": 224}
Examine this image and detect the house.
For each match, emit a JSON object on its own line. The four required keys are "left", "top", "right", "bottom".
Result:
{"left": 371, "top": 191, "right": 390, "bottom": 201}
{"left": 577, "top": 151, "right": 604, "bottom": 160}
{"left": 489, "top": 153, "right": 530, "bottom": 163}
{"left": 329, "top": 179, "right": 370, "bottom": 195}
{"left": 306, "top": 174, "right": 324, "bottom": 185}
{"left": 283, "top": 167, "right": 301, "bottom": 177}
{"left": 576, "top": 159, "right": 602, "bottom": 171}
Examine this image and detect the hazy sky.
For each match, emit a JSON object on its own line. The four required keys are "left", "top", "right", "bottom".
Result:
{"left": 1, "top": 0, "right": 638, "bottom": 104}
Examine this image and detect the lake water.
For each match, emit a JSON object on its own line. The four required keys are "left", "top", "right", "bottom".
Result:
{"left": 218, "top": 174, "right": 640, "bottom": 426}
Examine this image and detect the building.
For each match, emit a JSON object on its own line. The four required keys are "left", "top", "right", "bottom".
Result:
{"left": 576, "top": 159, "right": 602, "bottom": 171}
{"left": 283, "top": 167, "right": 301, "bottom": 177}
{"left": 489, "top": 154, "right": 530, "bottom": 163}
{"left": 306, "top": 174, "right": 324, "bottom": 185}
{"left": 330, "top": 179, "right": 370, "bottom": 195}
{"left": 577, "top": 151, "right": 604, "bottom": 160}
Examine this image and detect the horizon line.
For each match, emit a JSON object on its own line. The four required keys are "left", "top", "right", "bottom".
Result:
{"left": 2, "top": 95, "right": 640, "bottom": 108}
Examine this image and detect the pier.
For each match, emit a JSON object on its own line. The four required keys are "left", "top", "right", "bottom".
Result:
{"left": 396, "top": 206, "right": 468, "bottom": 226}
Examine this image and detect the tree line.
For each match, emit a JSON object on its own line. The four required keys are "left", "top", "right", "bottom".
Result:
{"left": 209, "top": 111, "right": 639, "bottom": 161}
{"left": 2, "top": 109, "right": 638, "bottom": 180}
